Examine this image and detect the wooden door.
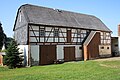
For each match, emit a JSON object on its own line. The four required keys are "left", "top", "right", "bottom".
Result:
{"left": 87, "top": 32, "right": 100, "bottom": 59}
{"left": 64, "top": 46, "right": 75, "bottom": 61}
{"left": 40, "top": 45, "right": 56, "bottom": 65}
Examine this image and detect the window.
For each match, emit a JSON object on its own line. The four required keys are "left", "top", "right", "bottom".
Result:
{"left": 77, "top": 30, "right": 81, "bottom": 36}
{"left": 54, "top": 29, "right": 59, "bottom": 37}
{"left": 79, "top": 47, "right": 82, "bottom": 49}
{"left": 115, "top": 44, "right": 118, "bottom": 47}
{"left": 101, "top": 47, "right": 104, "bottom": 49}
{"left": 107, "top": 47, "right": 109, "bottom": 49}
{"left": 40, "top": 29, "right": 45, "bottom": 36}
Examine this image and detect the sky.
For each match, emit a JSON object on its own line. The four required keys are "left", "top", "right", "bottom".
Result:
{"left": 0, "top": 0, "right": 120, "bottom": 37}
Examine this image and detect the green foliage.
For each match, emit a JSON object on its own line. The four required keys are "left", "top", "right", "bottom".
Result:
{"left": 0, "top": 23, "right": 7, "bottom": 50}
{"left": 0, "top": 49, "right": 7, "bottom": 52}
{"left": 5, "top": 37, "right": 14, "bottom": 49}
{"left": 0, "top": 60, "right": 120, "bottom": 80}
{"left": 3, "top": 40, "right": 23, "bottom": 69}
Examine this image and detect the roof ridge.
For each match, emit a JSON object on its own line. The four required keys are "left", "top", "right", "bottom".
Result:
{"left": 21, "top": 4, "right": 94, "bottom": 17}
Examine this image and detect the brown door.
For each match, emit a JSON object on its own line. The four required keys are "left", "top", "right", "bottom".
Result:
{"left": 87, "top": 32, "right": 100, "bottom": 59}
{"left": 67, "top": 30, "right": 71, "bottom": 42}
{"left": 64, "top": 46, "right": 75, "bottom": 61}
{"left": 40, "top": 45, "right": 56, "bottom": 65}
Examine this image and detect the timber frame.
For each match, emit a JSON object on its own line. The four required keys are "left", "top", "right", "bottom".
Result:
{"left": 13, "top": 4, "right": 112, "bottom": 66}
{"left": 28, "top": 24, "right": 91, "bottom": 45}
{"left": 28, "top": 23, "right": 111, "bottom": 45}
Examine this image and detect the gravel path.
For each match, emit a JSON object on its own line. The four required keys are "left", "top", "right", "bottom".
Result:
{"left": 94, "top": 57, "right": 120, "bottom": 61}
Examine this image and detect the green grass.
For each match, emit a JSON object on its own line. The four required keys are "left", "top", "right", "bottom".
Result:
{"left": 0, "top": 60, "right": 120, "bottom": 80}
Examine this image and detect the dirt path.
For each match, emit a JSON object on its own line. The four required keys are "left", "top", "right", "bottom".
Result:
{"left": 94, "top": 57, "right": 120, "bottom": 61}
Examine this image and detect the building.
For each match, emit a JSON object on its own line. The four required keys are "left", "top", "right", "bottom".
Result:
{"left": 117, "top": 24, "right": 120, "bottom": 56}
{"left": 111, "top": 24, "right": 120, "bottom": 57}
{"left": 13, "top": 4, "right": 112, "bottom": 66}
{"left": 0, "top": 52, "right": 5, "bottom": 66}
{"left": 111, "top": 37, "right": 119, "bottom": 56}
{"left": 0, "top": 53, "right": 3, "bottom": 65}
{"left": 0, "top": 44, "right": 6, "bottom": 66}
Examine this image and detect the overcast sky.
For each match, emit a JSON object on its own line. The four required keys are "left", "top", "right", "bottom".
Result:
{"left": 0, "top": 0, "right": 120, "bottom": 37}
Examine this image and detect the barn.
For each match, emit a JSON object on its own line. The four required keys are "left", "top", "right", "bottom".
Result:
{"left": 13, "top": 4, "right": 112, "bottom": 66}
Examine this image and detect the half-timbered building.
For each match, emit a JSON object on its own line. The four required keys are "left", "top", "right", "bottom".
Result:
{"left": 13, "top": 4, "right": 112, "bottom": 66}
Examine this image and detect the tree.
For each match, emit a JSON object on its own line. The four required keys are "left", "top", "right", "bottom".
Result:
{"left": 0, "top": 22, "right": 7, "bottom": 50}
{"left": 5, "top": 37, "right": 14, "bottom": 49}
{"left": 4, "top": 40, "right": 23, "bottom": 69}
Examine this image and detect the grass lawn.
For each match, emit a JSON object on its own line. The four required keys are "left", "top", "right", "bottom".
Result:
{"left": 0, "top": 60, "right": 120, "bottom": 80}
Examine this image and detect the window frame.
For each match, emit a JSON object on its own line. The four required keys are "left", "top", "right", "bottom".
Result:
{"left": 54, "top": 28, "right": 59, "bottom": 37}
{"left": 40, "top": 28, "right": 45, "bottom": 37}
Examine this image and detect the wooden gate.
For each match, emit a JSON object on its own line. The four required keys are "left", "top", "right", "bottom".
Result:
{"left": 64, "top": 46, "right": 75, "bottom": 61}
{"left": 40, "top": 45, "right": 56, "bottom": 65}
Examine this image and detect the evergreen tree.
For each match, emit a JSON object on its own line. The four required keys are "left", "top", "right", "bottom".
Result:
{"left": 0, "top": 22, "right": 7, "bottom": 50}
{"left": 6, "top": 37, "right": 14, "bottom": 49}
{"left": 4, "top": 40, "right": 23, "bottom": 69}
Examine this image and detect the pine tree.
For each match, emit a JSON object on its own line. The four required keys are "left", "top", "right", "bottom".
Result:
{"left": 4, "top": 40, "right": 23, "bottom": 69}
